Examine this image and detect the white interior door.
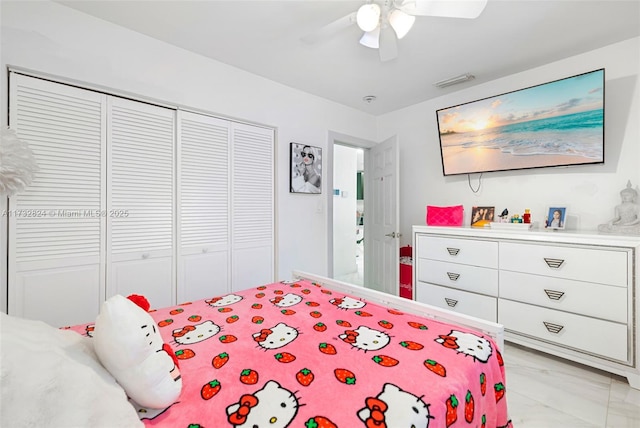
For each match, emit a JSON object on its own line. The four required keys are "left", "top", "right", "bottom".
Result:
{"left": 8, "top": 73, "right": 107, "bottom": 327}
{"left": 230, "top": 123, "right": 275, "bottom": 290}
{"left": 177, "top": 111, "right": 230, "bottom": 302}
{"left": 107, "top": 97, "right": 175, "bottom": 308}
{"left": 364, "top": 136, "right": 399, "bottom": 295}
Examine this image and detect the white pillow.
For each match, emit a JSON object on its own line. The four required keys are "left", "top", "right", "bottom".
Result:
{"left": 93, "top": 295, "right": 182, "bottom": 409}
{"left": 0, "top": 312, "right": 143, "bottom": 427}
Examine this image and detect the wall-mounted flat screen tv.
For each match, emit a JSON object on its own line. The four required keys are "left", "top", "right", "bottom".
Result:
{"left": 436, "top": 69, "right": 604, "bottom": 176}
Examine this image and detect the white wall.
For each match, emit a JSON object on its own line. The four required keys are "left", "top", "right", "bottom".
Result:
{"left": 2, "top": 2, "right": 639, "bottom": 312}
{"left": 377, "top": 37, "right": 640, "bottom": 244}
{"left": 332, "top": 145, "right": 358, "bottom": 277}
{"left": 0, "top": 0, "right": 379, "bottom": 311}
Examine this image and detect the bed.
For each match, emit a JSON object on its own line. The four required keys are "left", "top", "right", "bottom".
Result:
{"left": 1, "top": 271, "right": 511, "bottom": 427}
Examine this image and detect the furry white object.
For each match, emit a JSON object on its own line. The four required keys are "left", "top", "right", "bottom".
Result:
{"left": 0, "top": 127, "right": 38, "bottom": 196}
{"left": 94, "top": 295, "right": 183, "bottom": 409}
{"left": 0, "top": 312, "right": 143, "bottom": 427}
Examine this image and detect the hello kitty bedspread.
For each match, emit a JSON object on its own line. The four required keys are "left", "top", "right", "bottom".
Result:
{"left": 70, "top": 279, "right": 511, "bottom": 428}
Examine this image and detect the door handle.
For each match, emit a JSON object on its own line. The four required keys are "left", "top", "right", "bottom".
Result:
{"left": 384, "top": 232, "right": 402, "bottom": 238}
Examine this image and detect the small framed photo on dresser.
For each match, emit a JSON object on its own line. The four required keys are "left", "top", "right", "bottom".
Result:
{"left": 545, "top": 207, "right": 567, "bottom": 230}
{"left": 471, "top": 206, "right": 495, "bottom": 226}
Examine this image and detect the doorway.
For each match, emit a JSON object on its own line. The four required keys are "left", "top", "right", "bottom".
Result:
{"left": 333, "top": 145, "right": 364, "bottom": 285}
{"left": 327, "top": 131, "right": 399, "bottom": 294}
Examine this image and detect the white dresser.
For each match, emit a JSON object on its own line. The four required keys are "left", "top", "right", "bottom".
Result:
{"left": 412, "top": 225, "right": 640, "bottom": 389}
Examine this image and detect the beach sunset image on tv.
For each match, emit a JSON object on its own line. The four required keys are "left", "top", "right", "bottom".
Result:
{"left": 436, "top": 69, "right": 604, "bottom": 176}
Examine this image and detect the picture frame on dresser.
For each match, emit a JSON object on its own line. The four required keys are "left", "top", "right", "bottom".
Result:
{"left": 544, "top": 206, "right": 566, "bottom": 229}
{"left": 471, "top": 206, "right": 495, "bottom": 225}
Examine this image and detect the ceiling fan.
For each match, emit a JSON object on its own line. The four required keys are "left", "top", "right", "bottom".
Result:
{"left": 303, "top": 0, "right": 488, "bottom": 62}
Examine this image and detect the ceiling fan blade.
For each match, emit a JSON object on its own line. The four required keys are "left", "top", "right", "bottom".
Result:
{"left": 359, "top": 27, "right": 380, "bottom": 49}
{"left": 399, "top": 0, "right": 487, "bottom": 19}
{"left": 378, "top": 26, "right": 398, "bottom": 62}
{"left": 301, "top": 12, "right": 357, "bottom": 44}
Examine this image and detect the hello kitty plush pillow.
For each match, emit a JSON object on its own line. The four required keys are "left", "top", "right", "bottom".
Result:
{"left": 93, "top": 294, "right": 182, "bottom": 409}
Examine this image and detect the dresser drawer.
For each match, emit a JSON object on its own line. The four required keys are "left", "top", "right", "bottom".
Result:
{"left": 416, "top": 282, "right": 497, "bottom": 322}
{"left": 418, "top": 259, "right": 498, "bottom": 296}
{"left": 417, "top": 235, "right": 498, "bottom": 268}
{"left": 500, "top": 271, "right": 627, "bottom": 323}
{"left": 499, "top": 299, "right": 629, "bottom": 363}
{"left": 499, "top": 242, "right": 628, "bottom": 287}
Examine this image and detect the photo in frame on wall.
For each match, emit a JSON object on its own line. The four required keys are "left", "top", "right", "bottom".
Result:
{"left": 290, "top": 142, "right": 322, "bottom": 194}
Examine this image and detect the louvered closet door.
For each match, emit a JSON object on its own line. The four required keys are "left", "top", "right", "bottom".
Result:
{"left": 8, "top": 74, "right": 106, "bottom": 327}
{"left": 231, "top": 123, "right": 274, "bottom": 290}
{"left": 107, "top": 97, "right": 175, "bottom": 308}
{"left": 177, "top": 111, "right": 230, "bottom": 302}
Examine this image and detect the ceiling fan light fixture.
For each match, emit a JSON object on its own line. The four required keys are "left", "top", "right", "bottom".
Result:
{"left": 356, "top": 3, "right": 381, "bottom": 32}
{"left": 359, "top": 27, "right": 380, "bottom": 49}
{"left": 389, "top": 9, "right": 415, "bottom": 39}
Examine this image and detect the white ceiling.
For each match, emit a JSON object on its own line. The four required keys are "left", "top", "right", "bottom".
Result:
{"left": 56, "top": 0, "right": 640, "bottom": 115}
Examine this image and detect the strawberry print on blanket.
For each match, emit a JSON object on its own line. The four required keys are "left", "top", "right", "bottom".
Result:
{"left": 70, "top": 280, "right": 511, "bottom": 427}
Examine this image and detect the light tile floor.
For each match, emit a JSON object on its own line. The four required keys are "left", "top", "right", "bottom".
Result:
{"left": 504, "top": 342, "right": 640, "bottom": 427}
{"left": 335, "top": 233, "right": 364, "bottom": 286}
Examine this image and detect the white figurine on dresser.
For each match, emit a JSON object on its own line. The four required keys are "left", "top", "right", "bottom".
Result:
{"left": 598, "top": 180, "right": 640, "bottom": 235}
{"left": 412, "top": 225, "right": 640, "bottom": 389}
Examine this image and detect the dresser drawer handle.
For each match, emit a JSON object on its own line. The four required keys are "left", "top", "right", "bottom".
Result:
{"left": 544, "top": 258, "right": 565, "bottom": 269}
{"left": 543, "top": 321, "right": 564, "bottom": 334}
{"left": 444, "top": 298, "right": 458, "bottom": 307}
{"left": 544, "top": 289, "right": 565, "bottom": 300}
{"left": 446, "top": 247, "right": 460, "bottom": 256}
{"left": 141, "top": 253, "right": 150, "bottom": 259}
{"left": 446, "top": 272, "right": 460, "bottom": 281}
